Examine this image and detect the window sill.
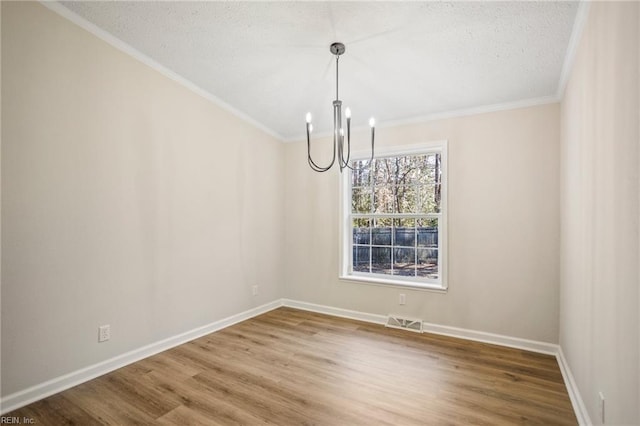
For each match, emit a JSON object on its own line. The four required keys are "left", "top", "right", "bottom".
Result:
{"left": 339, "top": 274, "right": 448, "bottom": 293}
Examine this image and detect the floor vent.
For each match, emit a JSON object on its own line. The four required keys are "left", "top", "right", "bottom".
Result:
{"left": 385, "top": 315, "right": 423, "bottom": 333}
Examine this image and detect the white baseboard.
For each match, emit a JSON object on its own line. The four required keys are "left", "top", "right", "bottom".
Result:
{"left": 283, "top": 299, "right": 558, "bottom": 355}
{"left": 556, "top": 347, "right": 592, "bottom": 425}
{"left": 281, "top": 299, "right": 588, "bottom": 424}
{"left": 281, "top": 299, "right": 387, "bottom": 325}
{"left": 0, "top": 300, "right": 281, "bottom": 415}
{"left": 1, "top": 297, "right": 589, "bottom": 426}
{"left": 421, "top": 321, "right": 559, "bottom": 355}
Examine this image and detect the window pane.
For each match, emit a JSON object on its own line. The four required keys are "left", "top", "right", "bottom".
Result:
{"left": 415, "top": 153, "right": 441, "bottom": 186}
{"left": 394, "top": 218, "right": 415, "bottom": 247}
{"left": 351, "top": 164, "right": 371, "bottom": 187}
{"left": 417, "top": 218, "right": 438, "bottom": 248}
{"left": 352, "top": 219, "right": 370, "bottom": 245}
{"left": 418, "top": 183, "right": 441, "bottom": 213}
{"left": 392, "top": 156, "right": 409, "bottom": 184}
{"left": 410, "top": 154, "right": 428, "bottom": 185}
{"left": 374, "top": 158, "right": 394, "bottom": 184}
{"left": 417, "top": 248, "right": 438, "bottom": 279}
{"left": 352, "top": 188, "right": 372, "bottom": 213}
{"left": 373, "top": 184, "right": 394, "bottom": 213}
{"left": 371, "top": 247, "right": 391, "bottom": 274}
{"left": 353, "top": 246, "right": 370, "bottom": 273}
{"left": 372, "top": 218, "right": 392, "bottom": 245}
{"left": 393, "top": 248, "right": 416, "bottom": 276}
{"left": 395, "top": 185, "right": 417, "bottom": 213}
{"left": 400, "top": 155, "right": 424, "bottom": 184}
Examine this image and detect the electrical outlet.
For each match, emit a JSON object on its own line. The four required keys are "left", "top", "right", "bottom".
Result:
{"left": 98, "top": 325, "right": 110, "bottom": 342}
{"left": 599, "top": 392, "right": 605, "bottom": 423}
{"left": 399, "top": 293, "right": 406, "bottom": 305}
{"left": 252, "top": 285, "right": 259, "bottom": 296}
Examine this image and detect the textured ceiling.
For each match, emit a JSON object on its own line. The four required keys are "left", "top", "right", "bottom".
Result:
{"left": 58, "top": 1, "right": 579, "bottom": 141}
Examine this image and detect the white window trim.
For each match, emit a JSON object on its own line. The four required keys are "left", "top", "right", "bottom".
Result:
{"left": 339, "top": 140, "right": 448, "bottom": 292}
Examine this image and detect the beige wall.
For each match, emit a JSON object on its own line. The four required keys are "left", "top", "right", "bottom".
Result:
{"left": 4, "top": 2, "right": 638, "bottom": 421}
{"left": 1, "top": 2, "right": 284, "bottom": 396}
{"left": 285, "top": 103, "right": 561, "bottom": 343}
{"left": 559, "top": 2, "right": 639, "bottom": 424}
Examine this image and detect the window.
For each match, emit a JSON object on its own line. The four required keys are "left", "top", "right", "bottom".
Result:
{"left": 340, "top": 141, "right": 447, "bottom": 290}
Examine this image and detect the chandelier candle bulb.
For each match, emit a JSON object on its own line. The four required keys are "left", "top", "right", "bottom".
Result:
{"left": 369, "top": 117, "right": 376, "bottom": 127}
{"left": 345, "top": 107, "right": 351, "bottom": 118}
{"left": 306, "top": 112, "right": 312, "bottom": 123}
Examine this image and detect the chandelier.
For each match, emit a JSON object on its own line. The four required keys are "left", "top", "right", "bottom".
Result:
{"left": 305, "top": 42, "right": 375, "bottom": 173}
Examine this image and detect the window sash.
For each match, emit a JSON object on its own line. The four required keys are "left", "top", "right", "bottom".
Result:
{"left": 340, "top": 141, "right": 447, "bottom": 291}
{"left": 348, "top": 213, "right": 442, "bottom": 285}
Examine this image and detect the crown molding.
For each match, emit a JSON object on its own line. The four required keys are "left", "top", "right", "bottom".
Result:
{"left": 556, "top": 1, "right": 591, "bottom": 99}
{"left": 39, "top": 1, "right": 285, "bottom": 142}
{"left": 40, "top": 1, "right": 586, "bottom": 146}
{"left": 284, "top": 95, "right": 559, "bottom": 143}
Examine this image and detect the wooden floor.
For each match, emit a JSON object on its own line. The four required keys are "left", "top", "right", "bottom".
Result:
{"left": 7, "top": 307, "right": 577, "bottom": 425}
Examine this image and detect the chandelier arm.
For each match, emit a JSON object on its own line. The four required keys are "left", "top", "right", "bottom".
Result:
{"left": 341, "top": 126, "right": 375, "bottom": 172}
{"left": 338, "top": 135, "right": 344, "bottom": 172}
{"left": 306, "top": 123, "right": 336, "bottom": 172}
{"left": 334, "top": 99, "right": 346, "bottom": 172}
{"left": 339, "top": 117, "right": 352, "bottom": 169}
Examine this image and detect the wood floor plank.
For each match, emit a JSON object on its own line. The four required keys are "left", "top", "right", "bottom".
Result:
{"left": 156, "top": 405, "right": 227, "bottom": 426}
{"left": 62, "top": 379, "right": 157, "bottom": 425}
{"left": 5, "top": 307, "right": 577, "bottom": 425}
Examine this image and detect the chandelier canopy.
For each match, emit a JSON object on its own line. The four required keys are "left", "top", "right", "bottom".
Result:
{"left": 305, "top": 42, "right": 375, "bottom": 173}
